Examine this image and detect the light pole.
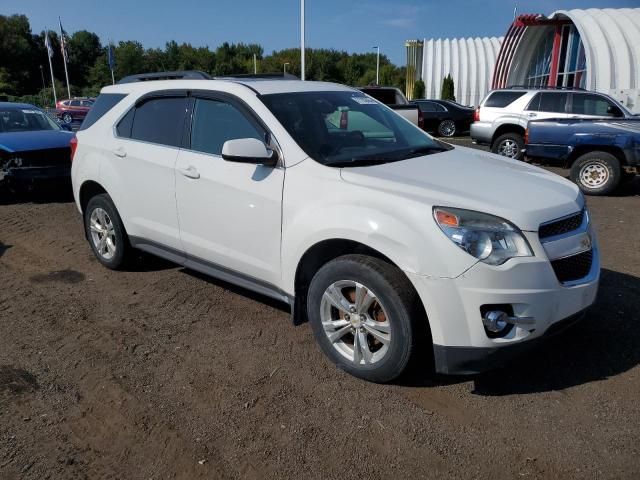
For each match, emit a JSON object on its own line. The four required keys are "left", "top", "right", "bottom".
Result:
{"left": 373, "top": 46, "right": 380, "bottom": 85}
{"left": 284, "top": 62, "right": 290, "bottom": 74}
{"left": 301, "top": 0, "right": 305, "bottom": 80}
{"left": 253, "top": 53, "right": 257, "bottom": 74}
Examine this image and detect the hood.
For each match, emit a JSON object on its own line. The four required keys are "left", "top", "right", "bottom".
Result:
{"left": 339, "top": 146, "right": 583, "bottom": 231}
{"left": 0, "top": 130, "right": 74, "bottom": 153}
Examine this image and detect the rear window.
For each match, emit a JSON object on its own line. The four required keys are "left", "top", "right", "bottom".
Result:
{"left": 360, "top": 88, "right": 400, "bottom": 105}
{"left": 79, "top": 93, "right": 127, "bottom": 131}
{"left": 127, "top": 97, "right": 188, "bottom": 148}
{"left": 484, "top": 91, "right": 526, "bottom": 108}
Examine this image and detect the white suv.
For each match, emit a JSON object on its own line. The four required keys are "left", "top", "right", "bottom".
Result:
{"left": 71, "top": 73, "right": 600, "bottom": 382}
{"left": 471, "top": 88, "right": 633, "bottom": 160}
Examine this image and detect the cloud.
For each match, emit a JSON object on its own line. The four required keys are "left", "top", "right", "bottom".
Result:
{"left": 382, "top": 17, "right": 417, "bottom": 28}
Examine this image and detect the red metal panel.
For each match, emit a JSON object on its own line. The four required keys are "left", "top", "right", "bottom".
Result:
{"left": 548, "top": 25, "right": 563, "bottom": 86}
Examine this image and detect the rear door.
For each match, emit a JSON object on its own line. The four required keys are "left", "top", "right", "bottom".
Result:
{"left": 111, "top": 93, "right": 188, "bottom": 251}
{"left": 415, "top": 101, "right": 442, "bottom": 131}
{"left": 524, "top": 92, "right": 569, "bottom": 121}
{"left": 174, "top": 93, "right": 284, "bottom": 286}
{"left": 568, "top": 93, "right": 624, "bottom": 119}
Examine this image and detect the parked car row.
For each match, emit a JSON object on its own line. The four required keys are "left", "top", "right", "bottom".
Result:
{"left": 56, "top": 97, "right": 94, "bottom": 124}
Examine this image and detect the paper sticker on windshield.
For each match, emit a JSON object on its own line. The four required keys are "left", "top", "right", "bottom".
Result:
{"left": 21, "top": 109, "right": 38, "bottom": 114}
{"left": 352, "top": 95, "right": 378, "bottom": 105}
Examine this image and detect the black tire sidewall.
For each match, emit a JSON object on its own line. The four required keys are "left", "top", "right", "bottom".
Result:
{"left": 307, "top": 256, "right": 414, "bottom": 383}
{"left": 492, "top": 133, "right": 524, "bottom": 160}
{"left": 570, "top": 152, "right": 621, "bottom": 196}
{"left": 84, "top": 194, "right": 128, "bottom": 269}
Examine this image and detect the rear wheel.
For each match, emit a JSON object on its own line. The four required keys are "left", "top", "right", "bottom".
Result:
{"left": 492, "top": 133, "right": 524, "bottom": 160}
{"left": 570, "top": 151, "right": 621, "bottom": 196}
{"left": 62, "top": 112, "right": 73, "bottom": 124}
{"left": 437, "top": 120, "right": 456, "bottom": 137}
{"left": 307, "top": 254, "right": 422, "bottom": 383}
{"left": 84, "top": 194, "right": 131, "bottom": 269}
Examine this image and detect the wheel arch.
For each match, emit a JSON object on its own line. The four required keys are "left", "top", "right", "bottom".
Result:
{"left": 79, "top": 180, "right": 108, "bottom": 214}
{"left": 568, "top": 146, "right": 627, "bottom": 168}
{"left": 491, "top": 123, "right": 525, "bottom": 146}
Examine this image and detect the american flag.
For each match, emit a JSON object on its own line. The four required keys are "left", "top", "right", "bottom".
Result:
{"left": 44, "top": 30, "right": 54, "bottom": 58}
{"left": 59, "top": 18, "right": 69, "bottom": 62}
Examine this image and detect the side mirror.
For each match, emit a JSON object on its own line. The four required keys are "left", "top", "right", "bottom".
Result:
{"left": 607, "top": 105, "right": 623, "bottom": 117}
{"left": 221, "top": 138, "right": 278, "bottom": 166}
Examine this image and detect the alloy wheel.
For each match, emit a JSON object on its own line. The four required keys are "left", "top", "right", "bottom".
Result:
{"left": 89, "top": 207, "right": 117, "bottom": 260}
{"left": 497, "top": 138, "right": 519, "bottom": 158}
{"left": 320, "top": 280, "right": 391, "bottom": 366}
{"left": 438, "top": 120, "right": 456, "bottom": 137}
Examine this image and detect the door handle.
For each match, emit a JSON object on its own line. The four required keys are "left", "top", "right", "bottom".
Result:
{"left": 112, "top": 147, "right": 127, "bottom": 158}
{"left": 178, "top": 166, "right": 200, "bottom": 179}
{"left": 527, "top": 112, "right": 537, "bottom": 118}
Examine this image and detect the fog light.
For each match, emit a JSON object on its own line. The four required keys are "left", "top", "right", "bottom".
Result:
{"left": 483, "top": 311, "right": 509, "bottom": 333}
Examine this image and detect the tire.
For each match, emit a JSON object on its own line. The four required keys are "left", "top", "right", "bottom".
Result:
{"left": 437, "top": 120, "right": 456, "bottom": 137}
{"left": 307, "top": 254, "right": 423, "bottom": 383}
{"left": 569, "top": 151, "right": 621, "bottom": 196}
{"left": 84, "top": 193, "right": 131, "bottom": 269}
{"left": 492, "top": 133, "right": 524, "bottom": 160}
{"left": 62, "top": 113, "right": 73, "bottom": 124}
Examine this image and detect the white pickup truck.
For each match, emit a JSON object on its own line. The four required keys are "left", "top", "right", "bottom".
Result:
{"left": 358, "top": 86, "right": 422, "bottom": 127}
{"left": 71, "top": 73, "right": 599, "bottom": 383}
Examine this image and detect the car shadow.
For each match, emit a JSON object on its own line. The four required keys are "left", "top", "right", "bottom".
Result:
{"left": 0, "top": 181, "right": 74, "bottom": 205}
{"left": 182, "top": 268, "right": 291, "bottom": 314}
{"left": 400, "top": 268, "right": 640, "bottom": 394}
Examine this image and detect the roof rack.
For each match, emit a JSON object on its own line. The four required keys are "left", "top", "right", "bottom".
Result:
{"left": 117, "top": 70, "right": 212, "bottom": 84}
{"left": 215, "top": 73, "right": 299, "bottom": 80}
{"left": 504, "top": 85, "right": 586, "bottom": 91}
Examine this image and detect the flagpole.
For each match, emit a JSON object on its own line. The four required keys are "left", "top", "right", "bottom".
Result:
{"left": 59, "top": 17, "right": 71, "bottom": 99}
{"left": 45, "top": 28, "right": 58, "bottom": 106}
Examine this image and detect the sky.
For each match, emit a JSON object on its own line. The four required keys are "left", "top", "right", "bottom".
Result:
{"left": 3, "top": 0, "right": 639, "bottom": 65}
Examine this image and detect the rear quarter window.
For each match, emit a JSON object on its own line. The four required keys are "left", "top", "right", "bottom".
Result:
{"left": 79, "top": 93, "right": 127, "bottom": 131}
{"left": 484, "top": 91, "right": 527, "bottom": 108}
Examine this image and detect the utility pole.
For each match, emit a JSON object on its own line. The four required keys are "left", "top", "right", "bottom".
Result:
{"left": 253, "top": 53, "right": 257, "bottom": 74}
{"left": 301, "top": 0, "right": 305, "bottom": 80}
{"left": 373, "top": 46, "right": 380, "bottom": 85}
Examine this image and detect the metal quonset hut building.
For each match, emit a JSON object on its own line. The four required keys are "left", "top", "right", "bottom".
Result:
{"left": 407, "top": 8, "right": 640, "bottom": 112}
{"left": 405, "top": 37, "right": 503, "bottom": 105}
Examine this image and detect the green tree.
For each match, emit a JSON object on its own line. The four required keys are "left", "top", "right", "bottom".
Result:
{"left": 413, "top": 79, "right": 425, "bottom": 99}
{"left": 441, "top": 74, "right": 456, "bottom": 101}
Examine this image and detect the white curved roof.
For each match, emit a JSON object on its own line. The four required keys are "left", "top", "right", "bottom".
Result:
{"left": 421, "top": 37, "right": 503, "bottom": 106}
{"left": 551, "top": 8, "right": 640, "bottom": 91}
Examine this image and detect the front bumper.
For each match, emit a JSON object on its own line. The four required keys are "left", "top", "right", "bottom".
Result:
{"left": 406, "top": 229, "right": 600, "bottom": 375}
{"left": 1, "top": 165, "right": 71, "bottom": 183}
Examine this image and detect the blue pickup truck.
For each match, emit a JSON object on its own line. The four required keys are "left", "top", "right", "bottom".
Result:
{"left": 525, "top": 118, "right": 640, "bottom": 195}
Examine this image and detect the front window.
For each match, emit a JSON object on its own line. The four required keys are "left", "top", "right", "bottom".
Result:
{"left": 0, "top": 108, "right": 61, "bottom": 132}
{"left": 260, "top": 91, "right": 448, "bottom": 167}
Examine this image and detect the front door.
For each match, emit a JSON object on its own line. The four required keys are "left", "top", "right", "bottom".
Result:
{"left": 175, "top": 95, "right": 285, "bottom": 287}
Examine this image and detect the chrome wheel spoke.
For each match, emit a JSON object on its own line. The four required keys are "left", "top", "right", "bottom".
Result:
{"left": 357, "top": 330, "right": 373, "bottom": 364}
{"left": 327, "top": 324, "right": 352, "bottom": 343}
{"left": 323, "top": 285, "right": 351, "bottom": 314}
{"left": 363, "top": 321, "right": 390, "bottom": 345}
{"left": 322, "top": 318, "right": 350, "bottom": 331}
{"left": 354, "top": 283, "right": 375, "bottom": 314}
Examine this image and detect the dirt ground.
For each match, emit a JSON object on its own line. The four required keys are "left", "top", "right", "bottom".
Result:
{"left": 1, "top": 153, "right": 639, "bottom": 479}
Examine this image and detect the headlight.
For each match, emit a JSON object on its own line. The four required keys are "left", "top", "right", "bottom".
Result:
{"left": 433, "top": 207, "right": 533, "bottom": 265}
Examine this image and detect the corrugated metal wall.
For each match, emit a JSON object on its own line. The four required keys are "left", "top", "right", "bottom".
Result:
{"left": 420, "top": 37, "right": 503, "bottom": 107}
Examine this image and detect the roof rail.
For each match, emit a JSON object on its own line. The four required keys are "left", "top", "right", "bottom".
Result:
{"left": 117, "top": 70, "right": 212, "bottom": 84}
{"left": 504, "top": 85, "right": 586, "bottom": 91}
{"left": 215, "top": 73, "right": 299, "bottom": 80}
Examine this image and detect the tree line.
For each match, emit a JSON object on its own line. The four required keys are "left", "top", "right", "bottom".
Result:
{"left": 0, "top": 14, "right": 407, "bottom": 107}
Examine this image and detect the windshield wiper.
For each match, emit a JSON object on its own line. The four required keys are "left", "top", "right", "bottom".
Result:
{"left": 324, "top": 156, "right": 394, "bottom": 167}
{"left": 399, "top": 145, "right": 449, "bottom": 159}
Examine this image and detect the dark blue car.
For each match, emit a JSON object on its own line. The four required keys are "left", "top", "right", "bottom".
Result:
{"left": 525, "top": 118, "right": 640, "bottom": 196}
{"left": 0, "top": 102, "right": 74, "bottom": 189}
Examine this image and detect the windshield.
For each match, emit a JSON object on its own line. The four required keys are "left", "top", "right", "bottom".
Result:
{"left": 260, "top": 91, "right": 449, "bottom": 167}
{"left": 0, "top": 107, "right": 61, "bottom": 133}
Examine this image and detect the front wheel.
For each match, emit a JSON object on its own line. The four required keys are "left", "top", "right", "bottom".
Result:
{"left": 569, "top": 151, "right": 621, "bottom": 196}
{"left": 307, "top": 254, "right": 422, "bottom": 383}
{"left": 492, "top": 133, "right": 524, "bottom": 160}
{"left": 437, "top": 120, "right": 457, "bottom": 137}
